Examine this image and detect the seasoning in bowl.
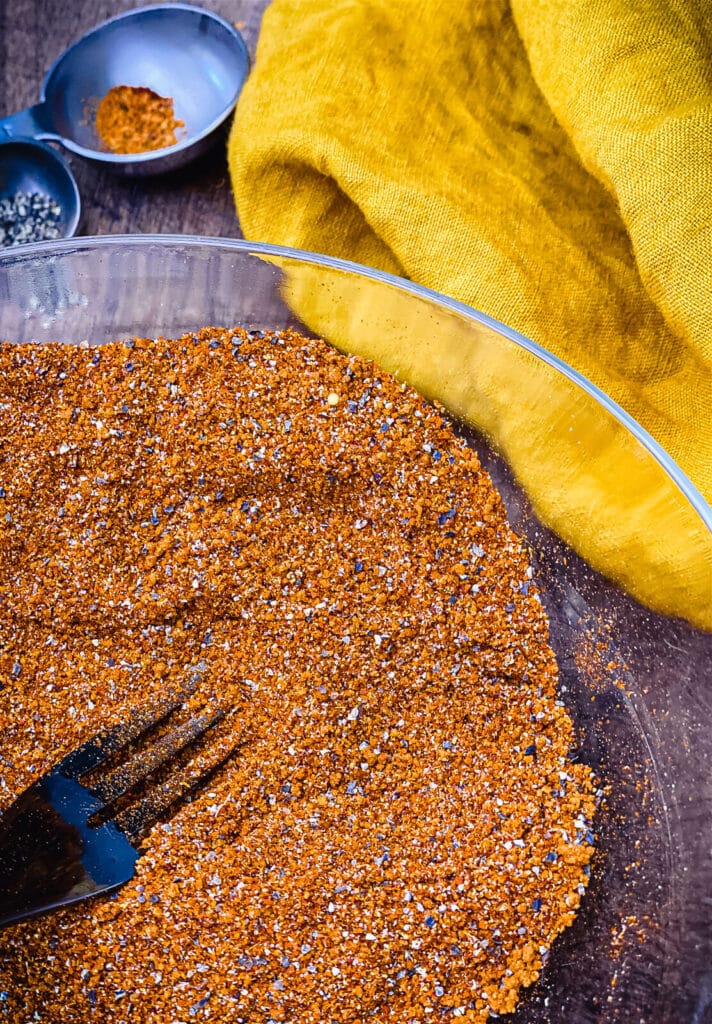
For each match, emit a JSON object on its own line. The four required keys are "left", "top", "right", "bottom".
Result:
{"left": 95, "top": 85, "right": 185, "bottom": 154}
{"left": 0, "top": 326, "right": 596, "bottom": 1022}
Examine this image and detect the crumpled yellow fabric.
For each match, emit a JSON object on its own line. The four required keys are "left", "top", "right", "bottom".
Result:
{"left": 228, "top": 0, "right": 712, "bottom": 629}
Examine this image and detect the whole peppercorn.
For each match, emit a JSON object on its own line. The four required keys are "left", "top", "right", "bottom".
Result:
{"left": 0, "top": 191, "right": 63, "bottom": 247}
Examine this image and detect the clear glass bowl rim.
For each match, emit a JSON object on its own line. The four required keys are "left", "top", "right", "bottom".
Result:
{"left": 3, "top": 231, "right": 710, "bottom": 532}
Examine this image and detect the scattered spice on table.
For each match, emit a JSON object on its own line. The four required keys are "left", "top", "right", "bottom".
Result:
{"left": 0, "top": 190, "right": 63, "bottom": 247}
{"left": 0, "top": 326, "right": 596, "bottom": 1022}
{"left": 94, "top": 85, "right": 185, "bottom": 154}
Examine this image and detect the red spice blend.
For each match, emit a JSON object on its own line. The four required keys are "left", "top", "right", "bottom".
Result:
{"left": 0, "top": 327, "right": 595, "bottom": 1022}
{"left": 95, "top": 85, "right": 185, "bottom": 154}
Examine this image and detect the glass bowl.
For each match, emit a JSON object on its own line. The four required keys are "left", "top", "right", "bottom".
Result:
{"left": 0, "top": 235, "right": 710, "bottom": 1024}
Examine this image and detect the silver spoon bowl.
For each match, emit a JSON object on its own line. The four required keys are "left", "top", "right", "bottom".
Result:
{"left": 0, "top": 139, "right": 81, "bottom": 243}
{"left": 0, "top": 3, "right": 250, "bottom": 177}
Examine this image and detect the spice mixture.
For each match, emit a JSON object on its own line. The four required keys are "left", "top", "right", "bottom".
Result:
{"left": 0, "top": 327, "right": 595, "bottom": 1022}
{"left": 0, "top": 191, "right": 63, "bottom": 247}
{"left": 95, "top": 85, "right": 185, "bottom": 154}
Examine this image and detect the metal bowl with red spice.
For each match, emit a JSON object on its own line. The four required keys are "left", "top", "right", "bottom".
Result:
{"left": 0, "top": 237, "right": 710, "bottom": 1024}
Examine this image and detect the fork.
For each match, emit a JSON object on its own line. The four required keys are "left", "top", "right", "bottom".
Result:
{"left": 0, "top": 692, "right": 236, "bottom": 929}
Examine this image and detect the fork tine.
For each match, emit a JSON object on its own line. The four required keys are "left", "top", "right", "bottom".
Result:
{"left": 115, "top": 735, "right": 243, "bottom": 842}
{"left": 56, "top": 692, "right": 187, "bottom": 780}
{"left": 90, "top": 711, "right": 224, "bottom": 808}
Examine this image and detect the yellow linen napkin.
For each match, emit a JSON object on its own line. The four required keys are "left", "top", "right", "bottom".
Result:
{"left": 228, "top": 0, "right": 712, "bottom": 629}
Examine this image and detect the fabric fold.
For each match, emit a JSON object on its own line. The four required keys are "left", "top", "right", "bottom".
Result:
{"left": 510, "top": 0, "right": 712, "bottom": 355}
{"left": 228, "top": 0, "right": 712, "bottom": 628}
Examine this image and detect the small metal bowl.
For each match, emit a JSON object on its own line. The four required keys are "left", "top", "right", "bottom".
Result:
{"left": 0, "top": 4, "right": 250, "bottom": 177}
{"left": 0, "top": 139, "right": 81, "bottom": 244}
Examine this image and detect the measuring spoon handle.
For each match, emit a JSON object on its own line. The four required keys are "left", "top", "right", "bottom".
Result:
{"left": 0, "top": 104, "right": 58, "bottom": 142}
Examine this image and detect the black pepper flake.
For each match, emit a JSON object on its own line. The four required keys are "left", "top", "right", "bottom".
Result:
{"left": 190, "top": 993, "right": 212, "bottom": 1014}
{"left": 0, "top": 191, "right": 63, "bottom": 247}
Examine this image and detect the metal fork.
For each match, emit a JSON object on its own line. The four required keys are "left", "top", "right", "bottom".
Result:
{"left": 0, "top": 693, "right": 236, "bottom": 929}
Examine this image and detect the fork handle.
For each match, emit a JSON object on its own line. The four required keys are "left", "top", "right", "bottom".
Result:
{"left": 0, "top": 776, "right": 137, "bottom": 929}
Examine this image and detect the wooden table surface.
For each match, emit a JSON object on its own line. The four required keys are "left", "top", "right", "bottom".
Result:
{"left": 0, "top": 0, "right": 270, "bottom": 239}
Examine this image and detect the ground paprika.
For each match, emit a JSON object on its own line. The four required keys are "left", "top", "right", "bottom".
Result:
{"left": 95, "top": 85, "right": 185, "bottom": 154}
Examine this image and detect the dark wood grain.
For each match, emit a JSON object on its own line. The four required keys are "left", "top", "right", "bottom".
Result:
{"left": 0, "top": 0, "right": 270, "bottom": 238}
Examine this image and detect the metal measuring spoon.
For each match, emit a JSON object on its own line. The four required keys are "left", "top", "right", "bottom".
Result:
{"left": 0, "top": 139, "right": 81, "bottom": 244}
{"left": 0, "top": 3, "right": 250, "bottom": 177}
